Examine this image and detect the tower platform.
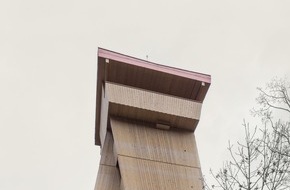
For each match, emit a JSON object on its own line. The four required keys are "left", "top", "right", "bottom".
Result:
{"left": 94, "top": 48, "right": 211, "bottom": 190}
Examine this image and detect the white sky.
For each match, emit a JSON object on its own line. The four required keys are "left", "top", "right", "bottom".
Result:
{"left": 1, "top": 0, "right": 290, "bottom": 189}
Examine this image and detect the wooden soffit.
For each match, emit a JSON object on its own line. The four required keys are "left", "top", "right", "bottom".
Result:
{"left": 95, "top": 48, "right": 211, "bottom": 145}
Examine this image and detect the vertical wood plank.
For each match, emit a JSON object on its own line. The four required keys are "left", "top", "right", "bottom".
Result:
{"left": 100, "top": 132, "right": 117, "bottom": 166}
{"left": 94, "top": 165, "right": 120, "bottom": 190}
{"left": 118, "top": 156, "right": 203, "bottom": 190}
{"left": 111, "top": 118, "right": 201, "bottom": 168}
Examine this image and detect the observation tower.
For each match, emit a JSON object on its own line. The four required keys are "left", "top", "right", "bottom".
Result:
{"left": 94, "top": 48, "right": 211, "bottom": 190}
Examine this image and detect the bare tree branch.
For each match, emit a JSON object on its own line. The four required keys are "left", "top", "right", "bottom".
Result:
{"left": 204, "top": 78, "right": 290, "bottom": 190}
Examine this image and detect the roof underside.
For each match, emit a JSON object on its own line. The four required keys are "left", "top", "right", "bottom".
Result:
{"left": 95, "top": 48, "right": 211, "bottom": 145}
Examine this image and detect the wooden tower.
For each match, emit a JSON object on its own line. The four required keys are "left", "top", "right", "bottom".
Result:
{"left": 94, "top": 48, "right": 211, "bottom": 190}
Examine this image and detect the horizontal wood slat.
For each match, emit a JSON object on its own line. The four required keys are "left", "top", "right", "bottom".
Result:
{"left": 106, "top": 82, "right": 202, "bottom": 131}
{"left": 106, "top": 82, "right": 201, "bottom": 118}
{"left": 95, "top": 48, "right": 211, "bottom": 145}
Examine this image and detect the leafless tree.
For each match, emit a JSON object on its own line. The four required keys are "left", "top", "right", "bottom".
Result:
{"left": 254, "top": 77, "right": 290, "bottom": 158}
{"left": 203, "top": 78, "right": 290, "bottom": 190}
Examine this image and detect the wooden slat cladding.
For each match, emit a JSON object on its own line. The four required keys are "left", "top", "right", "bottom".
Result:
{"left": 99, "top": 85, "right": 109, "bottom": 147}
{"left": 100, "top": 132, "right": 117, "bottom": 166}
{"left": 106, "top": 82, "right": 201, "bottom": 119}
{"left": 118, "top": 156, "right": 203, "bottom": 190}
{"left": 111, "top": 118, "right": 201, "bottom": 168}
{"left": 95, "top": 57, "right": 106, "bottom": 145}
{"left": 94, "top": 165, "right": 120, "bottom": 190}
{"left": 95, "top": 132, "right": 120, "bottom": 190}
{"left": 107, "top": 60, "right": 197, "bottom": 101}
{"left": 106, "top": 82, "right": 202, "bottom": 131}
{"left": 105, "top": 56, "right": 211, "bottom": 102}
{"left": 109, "top": 103, "right": 198, "bottom": 131}
{"left": 95, "top": 48, "right": 211, "bottom": 145}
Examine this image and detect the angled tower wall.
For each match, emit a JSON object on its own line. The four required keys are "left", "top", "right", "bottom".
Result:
{"left": 94, "top": 48, "right": 211, "bottom": 190}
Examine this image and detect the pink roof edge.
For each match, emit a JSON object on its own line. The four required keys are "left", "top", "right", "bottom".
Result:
{"left": 98, "top": 48, "right": 211, "bottom": 84}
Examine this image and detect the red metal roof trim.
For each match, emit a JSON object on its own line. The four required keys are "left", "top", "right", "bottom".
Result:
{"left": 95, "top": 48, "right": 211, "bottom": 145}
{"left": 98, "top": 48, "right": 211, "bottom": 84}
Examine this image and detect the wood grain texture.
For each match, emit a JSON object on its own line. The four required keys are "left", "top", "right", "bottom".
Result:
{"left": 96, "top": 80, "right": 203, "bottom": 146}
{"left": 100, "top": 132, "right": 117, "bottom": 166}
{"left": 100, "top": 84, "right": 109, "bottom": 147}
{"left": 95, "top": 56, "right": 106, "bottom": 145}
{"left": 106, "top": 82, "right": 202, "bottom": 131}
{"left": 111, "top": 118, "right": 201, "bottom": 168}
{"left": 118, "top": 156, "right": 203, "bottom": 190}
{"left": 95, "top": 48, "right": 211, "bottom": 145}
{"left": 94, "top": 165, "right": 120, "bottom": 190}
{"left": 104, "top": 57, "right": 211, "bottom": 100}
{"left": 106, "top": 82, "right": 202, "bottom": 119}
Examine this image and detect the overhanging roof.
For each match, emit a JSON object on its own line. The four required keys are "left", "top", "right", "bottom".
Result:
{"left": 95, "top": 48, "right": 211, "bottom": 145}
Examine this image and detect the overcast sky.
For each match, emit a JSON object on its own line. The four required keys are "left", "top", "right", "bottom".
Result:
{"left": 1, "top": 0, "right": 290, "bottom": 189}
